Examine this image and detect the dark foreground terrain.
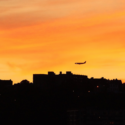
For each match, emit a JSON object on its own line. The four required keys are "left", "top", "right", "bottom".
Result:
{"left": 0, "top": 84, "right": 125, "bottom": 125}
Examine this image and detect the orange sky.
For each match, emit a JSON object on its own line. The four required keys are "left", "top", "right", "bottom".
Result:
{"left": 0, "top": 0, "right": 125, "bottom": 84}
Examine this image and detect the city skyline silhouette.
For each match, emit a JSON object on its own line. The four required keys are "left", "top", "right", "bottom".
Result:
{"left": 0, "top": 71, "right": 125, "bottom": 125}
{"left": 1, "top": 70, "right": 125, "bottom": 85}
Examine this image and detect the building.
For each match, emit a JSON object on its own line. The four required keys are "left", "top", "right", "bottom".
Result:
{"left": 33, "top": 71, "right": 123, "bottom": 94}
{"left": 0, "top": 79, "right": 12, "bottom": 87}
{"left": 107, "top": 79, "right": 122, "bottom": 93}
{"left": 67, "top": 109, "right": 125, "bottom": 125}
{"left": 33, "top": 71, "right": 88, "bottom": 89}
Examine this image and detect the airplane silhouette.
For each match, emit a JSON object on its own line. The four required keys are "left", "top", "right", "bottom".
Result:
{"left": 75, "top": 61, "right": 86, "bottom": 65}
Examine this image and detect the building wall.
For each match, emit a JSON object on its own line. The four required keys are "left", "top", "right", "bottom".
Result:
{"left": 0, "top": 80, "right": 12, "bottom": 86}
{"left": 67, "top": 109, "right": 125, "bottom": 125}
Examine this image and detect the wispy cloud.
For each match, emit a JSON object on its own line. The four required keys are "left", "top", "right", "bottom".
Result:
{"left": 0, "top": 0, "right": 125, "bottom": 83}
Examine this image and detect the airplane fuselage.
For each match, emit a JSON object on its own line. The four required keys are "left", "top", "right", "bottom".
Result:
{"left": 75, "top": 61, "right": 86, "bottom": 65}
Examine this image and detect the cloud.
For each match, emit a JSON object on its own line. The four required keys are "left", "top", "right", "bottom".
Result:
{"left": 0, "top": 0, "right": 125, "bottom": 83}
{"left": 6, "top": 62, "right": 23, "bottom": 71}
{"left": 0, "top": 0, "right": 125, "bottom": 29}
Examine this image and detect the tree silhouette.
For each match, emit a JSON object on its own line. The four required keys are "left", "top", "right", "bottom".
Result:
{"left": 20, "top": 79, "right": 30, "bottom": 85}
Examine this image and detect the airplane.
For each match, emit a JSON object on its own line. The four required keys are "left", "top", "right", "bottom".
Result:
{"left": 75, "top": 61, "right": 86, "bottom": 65}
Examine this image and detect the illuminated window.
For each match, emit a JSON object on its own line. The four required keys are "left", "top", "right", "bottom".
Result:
{"left": 97, "top": 86, "right": 99, "bottom": 88}
{"left": 88, "top": 91, "right": 90, "bottom": 92}
{"left": 110, "top": 122, "right": 114, "bottom": 124}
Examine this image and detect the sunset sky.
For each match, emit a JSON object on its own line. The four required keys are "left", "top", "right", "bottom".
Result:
{"left": 0, "top": 0, "right": 125, "bottom": 84}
